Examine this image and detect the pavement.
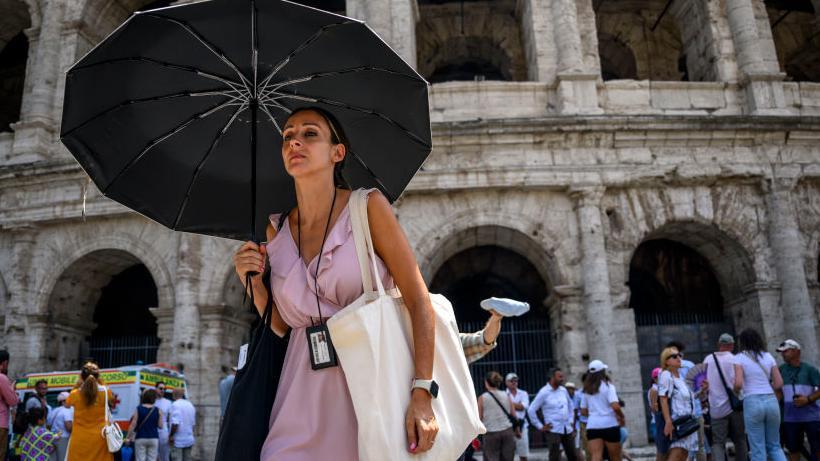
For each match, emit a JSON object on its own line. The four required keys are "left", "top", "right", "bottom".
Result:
{"left": 471, "top": 444, "right": 660, "bottom": 461}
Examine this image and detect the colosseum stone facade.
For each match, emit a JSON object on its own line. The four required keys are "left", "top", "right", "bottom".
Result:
{"left": 1, "top": 0, "right": 819, "bottom": 457}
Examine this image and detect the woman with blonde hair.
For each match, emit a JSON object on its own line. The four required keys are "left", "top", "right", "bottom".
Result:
{"left": 658, "top": 347, "right": 697, "bottom": 461}
{"left": 66, "top": 362, "right": 114, "bottom": 461}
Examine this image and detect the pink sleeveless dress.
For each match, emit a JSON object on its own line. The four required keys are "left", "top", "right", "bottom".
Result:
{"left": 260, "top": 190, "right": 394, "bottom": 461}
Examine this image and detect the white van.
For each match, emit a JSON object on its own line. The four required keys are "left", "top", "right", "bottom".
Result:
{"left": 14, "top": 363, "right": 186, "bottom": 431}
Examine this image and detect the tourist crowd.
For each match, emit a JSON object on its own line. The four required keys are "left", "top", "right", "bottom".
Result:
{"left": 0, "top": 352, "right": 197, "bottom": 461}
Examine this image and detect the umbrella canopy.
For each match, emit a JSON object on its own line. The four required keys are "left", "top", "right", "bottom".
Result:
{"left": 61, "top": 0, "right": 431, "bottom": 241}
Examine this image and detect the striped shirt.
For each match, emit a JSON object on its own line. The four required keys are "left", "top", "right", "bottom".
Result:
{"left": 460, "top": 330, "right": 497, "bottom": 364}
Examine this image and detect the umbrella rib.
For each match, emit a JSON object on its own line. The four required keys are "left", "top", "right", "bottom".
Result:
{"left": 70, "top": 57, "right": 248, "bottom": 96}
{"left": 348, "top": 149, "right": 395, "bottom": 202}
{"left": 259, "top": 66, "right": 423, "bottom": 100}
{"left": 258, "top": 103, "right": 286, "bottom": 135}
{"left": 142, "top": 13, "right": 253, "bottom": 91}
{"left": 257, "top": 22, "right": 354, "bottom": 95}
{"left": 61, "top": 89, "right": 241, "bottom": 138}
{"left": 103, "top": 98, "right": 236, "bottom": 194}
{"left": 274, "top": 93, "right": 431, "bottom": 149}
{"left": 259, "top": 98, "right": 292, "bottom": 116}
{"left": 173, "top": 102, "right": 249, "bottom": 229}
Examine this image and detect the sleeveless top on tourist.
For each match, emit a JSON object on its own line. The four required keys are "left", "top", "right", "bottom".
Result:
{"left": 481, "top": 389, "right": 513, "bottom": 432}
{"left": 135, "top": 405, "right": 160, "bottom": 439}
{"left": 260, "top": 189, "right": 394, "bottom": 461}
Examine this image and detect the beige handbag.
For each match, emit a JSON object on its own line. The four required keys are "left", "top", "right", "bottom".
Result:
{"left": 327, "top": 189, "right": 485, "bottom": 461}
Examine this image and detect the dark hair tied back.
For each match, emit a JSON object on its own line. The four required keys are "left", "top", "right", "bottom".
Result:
{"left": 289, "top": 107, "right": 351, "bottom": 189}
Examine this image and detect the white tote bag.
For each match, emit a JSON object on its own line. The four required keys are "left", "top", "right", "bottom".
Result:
{"left": 327, "top": 189, "right": 485, "bottom": 461}
{"left": 100, "top": 386, "right": 124, "bottom": 452}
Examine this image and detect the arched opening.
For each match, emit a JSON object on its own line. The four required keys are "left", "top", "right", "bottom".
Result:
{"left": 89, "top": 263, "right": 159, "bottom": 367}
{"left": 766, "top": 0, "right": 820, "bottom": 82}
{"left": 0, "top": 0, "right": 31, "bottom": 133}
{"left": 46, "top": 250, "right": 160, "bottom": 370}
{"left": 627, "top": 221, "right": 756, "bottom": 440}
{"left": 428, "top": 235, "right": 553, "bottom": 398}
{"left": 595, "top": 0, "right": 691, "bottom": 81}
{"left": 416, "top": 0, "right": 528, "bottom": 83}
{"left": 599, "top": 33, "right": 638, "bottom": 80}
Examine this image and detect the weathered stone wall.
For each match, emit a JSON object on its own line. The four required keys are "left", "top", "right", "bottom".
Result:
{"left": 1, "top": 0, "right": 820, "bottom": 457}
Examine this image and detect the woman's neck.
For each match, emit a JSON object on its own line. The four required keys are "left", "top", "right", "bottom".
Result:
{"left": 668, "top": 367, "right": 680, "bottom": 377}
{"left": 294, "top": 176, "right": 336, "bottom": 225}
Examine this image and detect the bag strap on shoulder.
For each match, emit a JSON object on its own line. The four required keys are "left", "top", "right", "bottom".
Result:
{"left": 711, "top": 353, "right": 737, "bottom": 400}
{"left": 349, "top": 189, "right": 386, "bottom": 297}
{"left": 486, "top": 391, "right": 516, "bottom": 422}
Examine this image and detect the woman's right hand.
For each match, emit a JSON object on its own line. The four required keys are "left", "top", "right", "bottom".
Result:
{"left": 233, "top": 241, "right": 267, "bottom": 284}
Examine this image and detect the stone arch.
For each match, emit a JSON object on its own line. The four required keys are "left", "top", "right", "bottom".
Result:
{"left": 598, "top": 32, "right": 638, "bottom": 80}
{"left": 416, "top": 0, "right": 528, "bottom": 82}
{"left": 40, "top": 246, "right": 166, "bottom": 370}
{"left": 594, "top": 0, "right": 691, "bottom": 81}
{"left": 414, "top": 208, "right": 569, "bottom": 291}
{"left": 0, "top": 0, "right": 33, "bottom": 132}
{"left": 426, "top": 224, "right": 556, "bottom": 395}
{"left": 633, "top": 221, "right": 756, "bottom": 304}
{"left": 39, "top": 235, "right": 174, "bottom": 315}
{"left": 766, "top": 1, "right": 820, "bottom": 82}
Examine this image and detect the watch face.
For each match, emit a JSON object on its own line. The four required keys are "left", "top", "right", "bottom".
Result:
{"left": 430, "top": 380, "right": 439, "bottom": 398}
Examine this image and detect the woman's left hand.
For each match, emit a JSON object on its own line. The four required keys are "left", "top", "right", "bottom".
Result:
{"left": 405, "top": 390, "right": 439, "bottom": 453}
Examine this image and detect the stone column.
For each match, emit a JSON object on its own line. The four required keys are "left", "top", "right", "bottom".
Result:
{"left": 172, "top": 234, "right": 202, "bottom": 396}
{"left": 10, "top": 0, "right": 64, "bottom": 164}
{"left": 346, "top": 0, "right": 418, "bottom": 69}
{"left": 551, "top": 0, "right": 601, "bottom": 114}
{"left": 548, "top": 286, "right": 588, "bottom": 380}
{"left": 3, "top": 229, "right": 38, "bottom": 376}
{"left": 764, "top": 177, "right": 819, "bottom": 363}
{"left": 725, "top": 0, "right": 788, "bottom": 114}
{"left": 570, "top": 186, "right": 618, "bottom": 369}
{"left": 730, "top": 282, "right": 785, "bottom": 353}
{"left": 518, "top": 0, "right": 555, "bottom": 82}
{"left": 150, "top": 306, "right": 175, "bottom": 363}
{"left": 197, "top": 305, "right": 256, "bottom": 461}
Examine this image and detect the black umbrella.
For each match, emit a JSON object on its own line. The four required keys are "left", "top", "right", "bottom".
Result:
{"left": 60, "top": 0, "right": 431, "bottom": 242}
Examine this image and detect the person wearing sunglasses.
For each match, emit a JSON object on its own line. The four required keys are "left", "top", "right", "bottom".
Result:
{"left": 659, "top": 347, "right": 698, "bottom": 461}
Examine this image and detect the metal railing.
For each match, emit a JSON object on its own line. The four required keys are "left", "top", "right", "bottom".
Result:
{"left": 87, "top": 336, "right": 160, "bottom": 368}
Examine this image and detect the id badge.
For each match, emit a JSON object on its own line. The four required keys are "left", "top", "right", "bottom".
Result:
{"left": 306, "top": 324, "right": 338, "bottom": 370}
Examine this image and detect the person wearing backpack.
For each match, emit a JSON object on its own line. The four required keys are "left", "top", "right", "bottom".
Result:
{"left": 0, "top": 350, "right": 19, "bottom": 461}
{"left": 703, "top": 333, "right": 747, "bottom": 461}
{"left": 733, "top": 328, "right": 786, "bottom": 461}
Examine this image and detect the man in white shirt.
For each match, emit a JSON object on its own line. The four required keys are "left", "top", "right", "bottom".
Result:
{"left": 154, "top": 381, "right": 173, "bottom": 461}
{"left": 506, "top": 373, "right": 530, "bottom": 461}
{"left": 703, "top": 333, "right": 747, "bottom": 461}
{"left": 528, "top": 368, "right": 577, "bottom": 461}
{"left": 169, "top": 388, "right": 196, "bottom": 461}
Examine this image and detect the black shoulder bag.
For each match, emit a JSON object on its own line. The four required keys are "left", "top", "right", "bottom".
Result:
{"left": 486, "top": 391, "right": 524, "bottom": 432}
{"left": 712, "top": 353, "right": 743, "bottom": 412}
{"left": 215, "top": 214, "right": 291, "bottom": 460}
{"left": 668, "top": 376, "right": 699, "bottom": 440}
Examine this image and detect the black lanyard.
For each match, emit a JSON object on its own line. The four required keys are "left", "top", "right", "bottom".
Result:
{"left": 296, "top": 187, "right": 337, "bottom": 326}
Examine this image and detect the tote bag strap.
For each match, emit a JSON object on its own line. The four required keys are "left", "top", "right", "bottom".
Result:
{"left": 101, "top": 385, "right": 110, "bottom": 424}
{"left": 349, "top": 189, "right": 386, "bottom": 297}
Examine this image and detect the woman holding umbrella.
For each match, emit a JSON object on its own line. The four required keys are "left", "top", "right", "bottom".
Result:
{"left": 233, "top": 107, "right": 438, "bottom": 459}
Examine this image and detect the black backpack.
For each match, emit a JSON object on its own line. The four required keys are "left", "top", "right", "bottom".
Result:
{"left": 11, "top": 394, "right": 35, "bottom": 434}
